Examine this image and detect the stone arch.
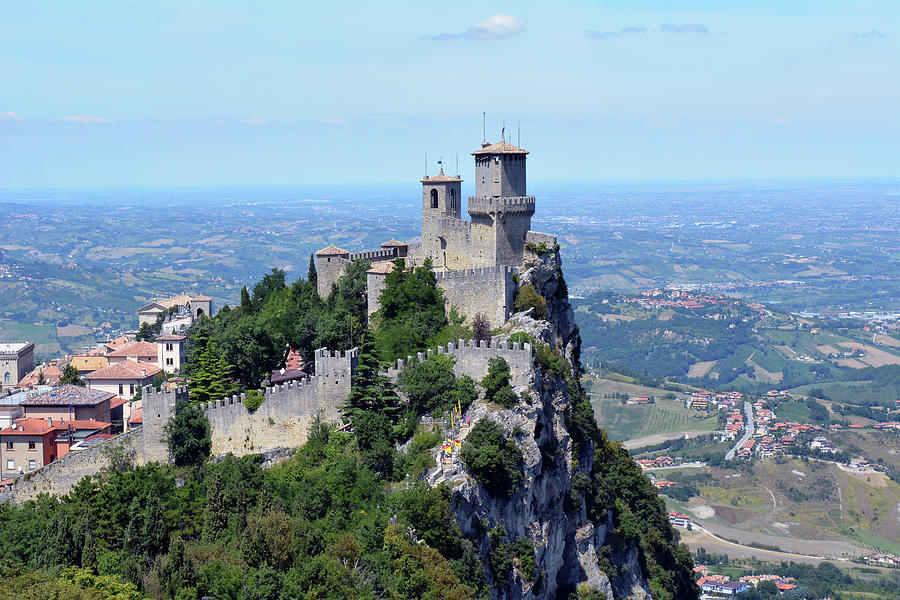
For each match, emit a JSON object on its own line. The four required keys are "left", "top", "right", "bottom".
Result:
{"left": 3, "top": 372, "right": 9, "bottom": 384}
{"left": 430, "top": 189, "right": 438, "bottom": 209}
{"left": 196, "top": 308, "right": 205, "bottom": 317}
{"left": 449, "top": 188, "right": 456, "bottom": 209}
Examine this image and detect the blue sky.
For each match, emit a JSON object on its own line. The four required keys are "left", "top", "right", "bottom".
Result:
{"left": 0, "top": 1, "right": 897, "bottom": 187}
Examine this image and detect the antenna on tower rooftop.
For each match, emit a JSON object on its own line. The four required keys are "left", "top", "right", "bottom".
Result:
{"left": 502, "top": 121, "right": 505, "bottom": 142}
{"left": 482, "top": 112, "right": 486, "bottom": 143}
{"left": 455, "top": 151, "right": 459, "bottom": 176}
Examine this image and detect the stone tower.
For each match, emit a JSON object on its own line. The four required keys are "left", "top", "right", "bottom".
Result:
{"left": 469, "top": 138, "right": 535, "bottom": 267}
{"left": 420, "top": 167, "right": 464, "bottom": 268}
{"left": 315, "top": 244, "right": 351, "bottom": 298}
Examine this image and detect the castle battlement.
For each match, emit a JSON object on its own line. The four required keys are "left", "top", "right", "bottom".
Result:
{"left": 385, "top": 337, "right": 533, "bottom": 383}
{"left": 439, "top": 218, "right": 472, "bottom": 235}
{"left": 433, "top": 266, "right": 517, "bottom": 281}
{"left": 350, "top": 248, "right": 399, "bottom": 263}
{"left": 468, "top": 196, "right": 536, "bottom": 216}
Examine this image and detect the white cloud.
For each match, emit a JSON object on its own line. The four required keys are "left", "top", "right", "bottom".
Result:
{"left": 53, "top": 115, "right": 111, "bottom": 124}
{"left": 771, "top": 117, "right": 791, "bottom": 125}
{"left": 660, "top": 23, "right": 709, "bottom": 34}
{"left": 430, "top": 14, "right": 526, "bottom": 41}
{"left": 1, "top": 111, "right": 24, "bottom": 121}
{"left": 587, "top": 26, "right": 647, "bottom": 40}
{"left": 321, "top": 117, "right": 349, "bottom": 126}
{"left": 854, "top": 29, "right": 886, "bottom": 39}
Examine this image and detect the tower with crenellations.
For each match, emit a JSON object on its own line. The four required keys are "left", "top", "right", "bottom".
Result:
{"left": 315, "top": 134, "right": 554, "bottom": 328}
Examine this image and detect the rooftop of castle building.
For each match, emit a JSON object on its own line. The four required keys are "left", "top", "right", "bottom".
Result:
{"left": 316, "top": 244, "right": 350, "bottom": 256}
{"left": 421, "top": 172, "right": 462, "bottom": 183}
{"left": 367, "top": 261, "right": 396, "bottom": 275}
{"left": 471, "top": 140, "right": 529, "bottom": 155}
{"left": 155, "top": 334, "right": 186, "bottom": 342}
{"left": 380, "top": 239, "right": 408, "bottom": 247}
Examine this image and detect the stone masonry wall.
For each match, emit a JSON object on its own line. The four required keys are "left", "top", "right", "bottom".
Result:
{"left": 435, "top": 266, "right": 517, "bottom": 327}
{"left": 385, "top": 338, "right": 533, "bottom": 383}
{"left": 10, "top": 429, "right": 142, "bottom": 502}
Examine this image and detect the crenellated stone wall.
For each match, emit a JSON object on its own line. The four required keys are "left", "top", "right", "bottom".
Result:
{"left": 385, "top": 338, "right": 532, "bottom": 384}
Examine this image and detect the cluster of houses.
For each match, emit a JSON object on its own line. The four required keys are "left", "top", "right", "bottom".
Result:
{"left": 694, "top": 570, "right": 803, "bottom": 597}
{"left": 688, "top": 390, "right": 743, "bottom": 412}
{"left": 0, "top": 294, "right": 213, "bottom": 488}
{"left": 636, "top": 455, "right": 675, "bottom": 469}
{"left": 859, "top": 552, "right": 898, "bottom": 568}
{"left": 668, "top": 510, "right": 692, "bottom": 528}
{"left": 723, "top": 409, "right": 745, "bottom": 441}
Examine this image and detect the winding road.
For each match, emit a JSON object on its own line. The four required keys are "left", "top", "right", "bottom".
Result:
{"left": 725, "top": 400, "right": 754, "bottom": 461}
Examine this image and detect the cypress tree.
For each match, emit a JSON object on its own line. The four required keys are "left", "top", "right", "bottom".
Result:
{"left": 341, "top": 332, "right": 402, "bottom": 424}
{"left": 308, "top": 254, "right": 317, "bottom": 286}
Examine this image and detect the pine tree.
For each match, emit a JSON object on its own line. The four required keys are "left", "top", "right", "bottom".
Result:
{"left": 240, "top": 285, "right": 253, "bottom": 313}
{"left": 203, "top": 469, "right": 228, "bottom": 542}
{"left": 341, "top": 332, "right": 402, "bottom": 425}
{"left": 188, "top": 343, "right": 236, "bottom": 404}
{"left": 37, "top": 370, "right": 46, "bottom": 385}
{"left": 59, "top": 363, "right": 84, "bottom": 386}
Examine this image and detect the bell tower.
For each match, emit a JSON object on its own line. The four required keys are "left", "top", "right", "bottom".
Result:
{"left": 420, "top": 163, "right": 463, "bottom": 266}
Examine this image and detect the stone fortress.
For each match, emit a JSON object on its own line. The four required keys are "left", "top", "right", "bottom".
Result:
{"left": 315, "top": 136, "right": 557, "bottom": 327}
{"left": 9, "top": 135, "right": 555, "bottom": 498}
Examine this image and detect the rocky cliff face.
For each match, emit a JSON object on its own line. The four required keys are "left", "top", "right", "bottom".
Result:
{"left": 428, "top": 247, "right": 658, "bottom": 600}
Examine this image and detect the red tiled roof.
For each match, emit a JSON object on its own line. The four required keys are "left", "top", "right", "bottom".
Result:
{"left": 315, "top": 244, "right": 349, "bottom": 256}
{"left": 106, "top": 341, "right": 157, "bottom": 358}
{"left": 110, "top": 397, "right": 128, "bottom": 409}
{"left": 421, "top": 172, "right": 462, "bottom": 182}
{"left": 129, "top": 408, "right": 143, "bottom": 424}
{"left": 191, "top": 294, "right": 212, "bottom": 301}
{"left": 380, "top": 239, "right": 408, "bottom": 247}
{"left": 84, "top": 360, "right": 160, "bottom": 381}
{"left": 367, "top": 261, "right": 396, "bottom": 275}
{"left": 0, "top": 417, "right": 66, "bottom": 436}
{"left": 155, "top": 334, "right": 186, "bottom": 342}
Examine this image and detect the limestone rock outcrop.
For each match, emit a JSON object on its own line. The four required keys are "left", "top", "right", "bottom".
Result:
{"left": 429, "top": 249, "right": 655, "bottom": 600}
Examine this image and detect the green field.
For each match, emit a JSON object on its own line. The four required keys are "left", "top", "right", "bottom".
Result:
{"left": 587, "top": 377, "right": 718, "bottom": 441}
{"left": 774, "top": 401, "right": 812, "bottom": 422}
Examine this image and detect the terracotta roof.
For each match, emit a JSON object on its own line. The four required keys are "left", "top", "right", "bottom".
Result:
{"left": 65, "top": 419, "right": 111, "bottom": 431}
{"left": 110, "top": 397, "right": 128, "bottom": 409}
{"left": 105, "top": 335, "right": 134, "bottom": 352}
{"left": 22, "top": 385, "right": 114, "bottom": 406}
{"left": 191, "top": 294, "right": 212, "bottom": 301}
{"left": 0, "top": 417, "right": 66, "bottom": 436}
{"left": 153, "top": 294, "right": 194, "bottom": 309}
{"left": 84, "top": 360, "right": 161, "bottom": 381}
{"left": 129, "top": 408, "right": 143, "bottom": 424}
{"left": 471, "top": 140, "right": 529, "bottom": 155}
{"left": 421, "top": 172, "right": 462, "bottom": 182}
{"left": 71, "top": 355, "right": 109, "bottom": 372}
{"left": 155, "top": 334, "right": 186, "bottom": 342}
{"left": 367, "top": 261, "right": 396, "bottom": 275}
{"left": 315, "top": 244, "right": 350, "bottom": 256}
{"left": 381, "top": 239, "right": 408, "bottom": 247}
{"left": 106, "top": 341, "right": 157, "bottom": 358}
{"left": 16, "top": 364, "right": 62, "bottom": 388}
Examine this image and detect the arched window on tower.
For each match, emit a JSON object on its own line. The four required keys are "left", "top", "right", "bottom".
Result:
{"left": 430, "top": 189, "right": 438, "bottom": 209}
{"left": 449, "top": 188, "right": 456, "bottom": 210}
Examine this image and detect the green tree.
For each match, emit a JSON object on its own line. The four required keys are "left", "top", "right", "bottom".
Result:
{"left": 397, "top": 354, "right": 458, "bottom": 415}
{"left": 460, "top": 418, "right": 523, "bottom": 496}
{"left": 59, "top": 363, "right": 84, "bottom": 387}
{"left": 240, "top": 285, "right": 253, "bottom": 313}
{"left": 37, "top": 370, "right": 46, "bottom": 385}
{"left": 481, "top": 357, "right": 518, "bottom": 408}
{"left": 308, "top": 254, "right": 317, "bottom": 286}
{"left": 342, "top": 332, "right": 402, "bottom": 423}
{"left": 163, "top": 398, "right": 211, "bottom": 468}
{"left": 188, "top": 343, "right": 237, "bottom": 404}
{"left": 375, "top": 258, "right": 448, "bottom": 361}
{"left": 135, "top": 321, "right": 156, "bottom": 342}
{"left": 353, "top": 411, "right": 395, "bottom": 477}
{"left": 513, "top": 283, "right": 547, "bottom": 319}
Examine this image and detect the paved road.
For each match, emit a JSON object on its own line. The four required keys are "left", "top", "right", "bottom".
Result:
{"left": 725, "top": 401, "right": 754, "bottom": 460}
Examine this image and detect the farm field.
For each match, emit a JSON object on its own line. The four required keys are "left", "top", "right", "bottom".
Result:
{"left": 586, "top": 376, "right": 718, "bottom": 442}
{"left": 658, "top": 458, "right": 900, "bottom": 558}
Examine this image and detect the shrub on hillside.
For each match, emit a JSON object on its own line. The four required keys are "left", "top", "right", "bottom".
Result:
{"left": 514, "top": 284, "right": 547, "bottom": 319}
{"left": 460, "top": 418, "right": 523, "bottom": 496}
{"left": 481, "top": 357, "right": 518, "bottom": 408}
{"left": 243, "top": 389, "right": 265, "bottom": 412}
